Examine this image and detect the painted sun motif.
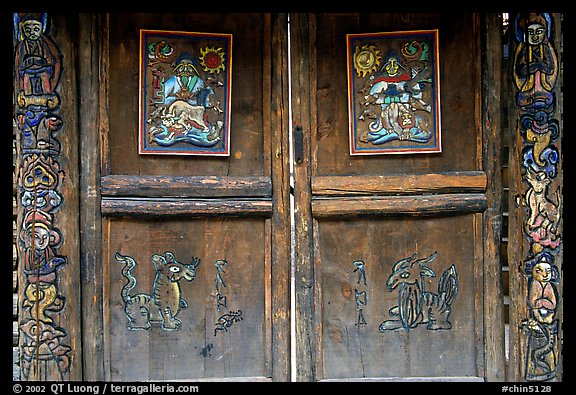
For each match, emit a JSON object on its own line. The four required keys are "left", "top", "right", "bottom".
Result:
{"left": 353, "top": 44, "right": 381, "bottom": 78}
{"left": 199, "top": 46, "right": 226, "bottom": 74}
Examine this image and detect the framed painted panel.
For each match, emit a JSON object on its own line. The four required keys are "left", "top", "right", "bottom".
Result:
{"left": 139, "top": 29, "right": 232, "bottom": 156}
{"left": 347, "top": 30, "right": 441, "bottom": 155}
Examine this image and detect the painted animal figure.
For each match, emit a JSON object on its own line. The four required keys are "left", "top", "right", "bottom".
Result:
{"left": 379, "top": 251, "right": 458, "bottom": 331}
{"left": 524, "top": 168, "right": 561, "bottom": 250}
{"left": 115, "top": 251, "right": 201, "bottom": 331}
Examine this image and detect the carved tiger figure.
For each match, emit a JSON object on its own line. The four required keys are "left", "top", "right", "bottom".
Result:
{"left": 115, "top": 251, "right": 201, "bottom": 331}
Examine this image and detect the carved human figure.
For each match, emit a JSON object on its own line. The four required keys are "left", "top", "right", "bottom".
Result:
{"left": 514, "top": 13, "right": 558, "bottom": 111}
{"left": 19, "top": 210, "right": 66, "bottom": 278}
{"left": 521, "top": 252, "right": 559, "bottom": 381}
{"left": 14, "top": 13, "right": 62, "bottom": 98}
{"left": 527, "top": 254, "right": 557, "bottom": 324}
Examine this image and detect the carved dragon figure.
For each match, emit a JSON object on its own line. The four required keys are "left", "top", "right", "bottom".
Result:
{"left": 115, "top": 251, "right": 200, "bottom": 331}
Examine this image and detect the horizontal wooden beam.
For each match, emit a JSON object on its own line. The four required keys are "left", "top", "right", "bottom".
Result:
{"left": 101, "top": 197, "right": 273, "bottom": 218}
{"left": 101, "top": 175, "right": 272, "bottom": 198}
{"left": 312, "top": 193, "right": 487, "bottom": 218}
{"left": 319, "top": 376, "right": 484, "bottom": 382}
{"left": 312, "top": 171, "right": 486, "bottom": 196}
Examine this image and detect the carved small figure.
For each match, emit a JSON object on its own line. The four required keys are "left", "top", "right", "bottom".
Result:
{"left": 520, "top": 252, "right": 559, "bottom": 381}
{"left": 115, "top": 252, "right": 200, "bottom": 331}
{"left": 214, "top": 310, "right": 243, "bottom": 336}
{"left": 379, "top": 251, "right": 458, "bottom": 331}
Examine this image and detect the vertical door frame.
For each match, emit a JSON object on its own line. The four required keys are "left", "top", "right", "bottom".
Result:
{"left": 506, "top": 12, "right": 563, "bottom": 382}
{"left": 78, "top": 13, "right": 107, "bottom": 381}
{"left": 481, "top": 13, "right": 507, "bottom": 382}
{"left": 290, "top": 12, "right": 506, "bottom": 382}
{"left": 290, "top": 12, "right": 316, "bottom": 382}
{"left": 14, "top": 12, "right": 83, "bottom": 381}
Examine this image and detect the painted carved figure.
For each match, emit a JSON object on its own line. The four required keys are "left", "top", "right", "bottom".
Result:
{"left": 524, "top": 168, "right": 562, "bottom": 253}
{"left": 23, "top": 282, "right": 64, "bottom": 324}
{"left": 140, "top": 30, "right": 232, "bottom": 155}
{"left": 379, "top": 251, "right": 458, "bottom": 331}
{"left": 115, "top": 252, "right": 201, "bottom": 331}
{"left": 513, "top": 13, "right": 558, "bottom": 111}
{"left": 214, "top": 310, "right": 243, "bottom": 336}
{"left": 19, "top": 318, "right": 71, "bottom": 380}
{"left": 14, "top": 13, "right": 62, "bottom": 99}
{"left": 513, "top": 12, "right": 562, "bottom": 382}
{"left": 347, "top": 30, "right": 440, "bottom": 154}
{"left": 14, "top": 12, "right": 71, "bottom": 381}
{"left": 19, "top": 209, "right": 66, "bottom": 277}
{"left": 362, "top": 48, "right": 432, "bottom": 146}
{"left": 520, "top": 252, "right": 559, "bottom": 381}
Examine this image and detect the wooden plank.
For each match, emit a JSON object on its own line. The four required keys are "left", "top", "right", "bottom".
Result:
{"left": 480, "top": 13, "right": 506, "bottom": 381}
{"left": 101, "top": 198, "right": 273, "bottom": 217}
{"left": 269, "top": 13, "right": 291, "bottom": 382}
{"left": 53, "top": 14, "right": 83, "bottom": 381}
{"left": 13, "top": 321, "right": 18, "bottom": 347}
{"left": 13, "top": 347, "right": 20, "bottom": 380}
{"left": 312, "top": 171, "right": 487, "bottom": 196}
{"left": 101, "top": 175, "right": 272, "bottom": 198}
{"left": 291, "top": 12, "right": 317, "bottom": 382}
{"left": 320, "top": 376, "right": 484, "bottom": 382}
{"left": 78, "top": 13, "right": 106, "bottom": 381}
{"left": 312, "top": 194, "right": 487, "bottom": 218}
{"left": 13, "top": 293, "right": 18, "bottom": 318}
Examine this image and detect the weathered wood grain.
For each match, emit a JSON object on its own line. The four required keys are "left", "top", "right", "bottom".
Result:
{"left": 294, "top": 12, "right": 491, "bottom": 382}
{"left": 101, "top": 198, "right": 273, "bottom": 217}
{"left": 99, "top": 13, "right": 290, "bottom": 381}
{"left": 269, "top": 13, "right": 292, "bottom": 382}
{"left": 312, "top": 171, "right": 487, "bottom": 196}
{"left": 480, "top": 13, "right": 506, "bottom": 381}
{"left": 312, "top": 193, "right": 487, "bottom": 218}
{"left": 101, "top": 175, "right": 272, "bottom": 198}
{"left": 78, "top": 13, "right": 106, "bottom": 381}
{"left": 290, "top": 12, "right": 317, "bottom": 382}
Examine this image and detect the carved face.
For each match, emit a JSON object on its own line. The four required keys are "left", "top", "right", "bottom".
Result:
{"left": 165, "top": 262, "right": 196, "bottom": 282}
{"left": 152, "top": 252, "right": 198, "bottom": 282}
{"left": 527, "top": 23, "right": 545, "bottom": 46}
{"left": 384, "top": 56, "right": 401, "bottom": 77}
{"left": 32, "top": 225, "right": 51, "bottom": 250}
{"left": 533, "top": 262, "right": 552, "bottom": 283}
{"left": 525, "top": 170, "right": 550, "bottom": 193}
{"left": 161, "top": 114, "right": 179, "bottom": 127}
{"left": 21, "top": 20, "right": 43, "bottom": 41}
{"left": 387, "top": 265, "right": 420, "bottom": 290}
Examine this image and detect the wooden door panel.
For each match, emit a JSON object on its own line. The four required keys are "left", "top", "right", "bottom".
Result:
{"left": 291, "top": 13, "right": 504, "bottom": 381}
{"left": 315, "top": 215, "right": 481, "bottom": 380}
{"left": 105, "top": 217, "right": 270, "bottom": 381}
{"left": 95, "top": 13, "right": 291, "bottom": 381}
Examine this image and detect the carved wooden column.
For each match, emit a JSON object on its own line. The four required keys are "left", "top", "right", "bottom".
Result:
{"left": 13, "top": 13, "right": 82, "bottom": 381}
{"left": 508, "top": 12, "right": 562, "bottom": 382}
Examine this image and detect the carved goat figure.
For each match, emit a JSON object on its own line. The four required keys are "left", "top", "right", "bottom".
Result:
{"left": 379, "top": 251, "right": 458, "bottom": 331}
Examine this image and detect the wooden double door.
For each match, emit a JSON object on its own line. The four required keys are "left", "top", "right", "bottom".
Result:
{"left": 19, "top": 12, "right": 505, "bottom": 382}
